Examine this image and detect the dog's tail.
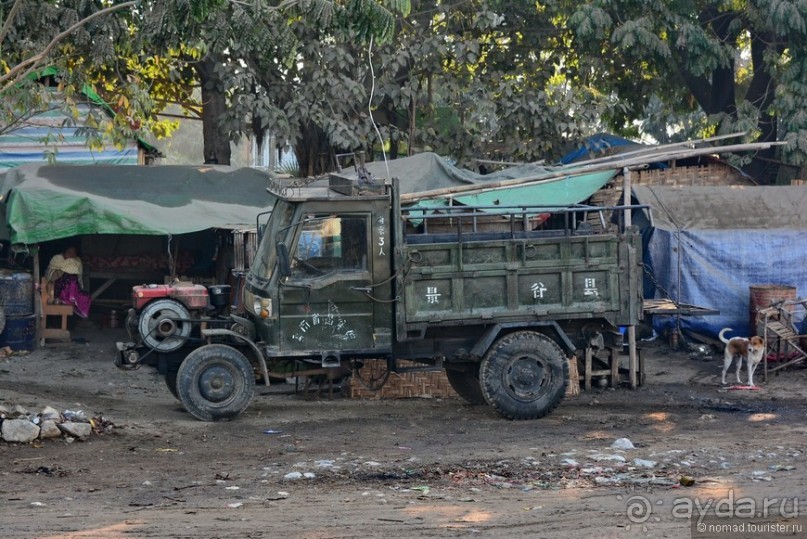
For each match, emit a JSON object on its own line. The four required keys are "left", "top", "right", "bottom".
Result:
{"left": 718, "top": 327, "right": 732, "bottom": 344}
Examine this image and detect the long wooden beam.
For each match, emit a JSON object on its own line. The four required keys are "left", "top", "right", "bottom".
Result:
{"left": 400, "top": 140, "right": 786, "bottom": 203}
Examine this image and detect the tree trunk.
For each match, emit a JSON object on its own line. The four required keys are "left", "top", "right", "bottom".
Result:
{"left": 743, "top": 33, "right": 781, "bottom": 182}
{"left": 294, "top": 122, "right": 330, "bottom": 177}
{"left": 706, "top": 9, "right": 739, "bottom": 116}
{"left": 195, "top": 54, "right": 231, "bottom": 166}
{"left": 747, "top": 34, "right": 779, "bottom": 144}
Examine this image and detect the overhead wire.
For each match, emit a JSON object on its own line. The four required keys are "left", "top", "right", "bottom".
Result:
{"left": 367, "top": 35, "right": 391, "bottom": 181}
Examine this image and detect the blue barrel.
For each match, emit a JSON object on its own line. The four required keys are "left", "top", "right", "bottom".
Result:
{"left": 0, "top": 270, "right": 34, "bottom": 316}
{"left": 0, "top": 313, "right": 36, "bottom": 351}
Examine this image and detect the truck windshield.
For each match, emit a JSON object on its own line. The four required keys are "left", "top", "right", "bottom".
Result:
{"left": 250, "top": 201, "right": 294, "bottom": 281}
{"left": 290, "top": 215, "right": 367, "bottom": 278}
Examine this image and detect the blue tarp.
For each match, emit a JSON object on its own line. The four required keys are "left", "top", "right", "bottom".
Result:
{"left": 633, "top": 185, "right": 807, "bottom": 337}
{"left": 560, "top": 133, "right": 645, "bottom": 164}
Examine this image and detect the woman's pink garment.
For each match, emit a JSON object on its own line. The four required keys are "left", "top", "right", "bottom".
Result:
{"left": 54, "top": 274, "right": 91, "bottom": 318}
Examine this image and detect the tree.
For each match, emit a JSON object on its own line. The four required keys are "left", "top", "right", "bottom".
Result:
{"left": 561, "top": 0, "right": 807, "bottom": 171}
{"left": 139, "top": 0, "right": 410, "bottom": 169}
{"left": 0, "top": 0, "right": 166, "bottom": 149}
{"left": 216, "top": 0, "right": 618, "bottom": 173}
{"left": 369, "top": 0, "right": 618, "bottom": 166}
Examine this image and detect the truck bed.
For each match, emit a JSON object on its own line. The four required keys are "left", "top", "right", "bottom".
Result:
{"left": 396, "top": 222, "right": 641, "bottom": 337}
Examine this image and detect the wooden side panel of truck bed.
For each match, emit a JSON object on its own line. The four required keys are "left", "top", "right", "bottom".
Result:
{"left": 397, "top": 229, "right": 642, "bottom": 336}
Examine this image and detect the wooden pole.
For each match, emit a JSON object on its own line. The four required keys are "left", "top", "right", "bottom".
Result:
{"left": 622, "top": 167, "right": 638, "bottom": 389}
{"left": 565, "top": 131, "right": 748, "bottom": 168}
{"left": 400, "top": 140, "right": 786, "bottom": 203}
{"left": 32, "top": 245, "right": 41, "bottom": 348}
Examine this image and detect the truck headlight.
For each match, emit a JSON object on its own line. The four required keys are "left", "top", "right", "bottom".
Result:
{"left": 253, "top": 298, "right": 272, "bottom": 318}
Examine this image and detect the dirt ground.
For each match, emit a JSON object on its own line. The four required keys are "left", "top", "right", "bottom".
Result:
{"left": 1, "top": 321, "right": 807, "bottom": 539}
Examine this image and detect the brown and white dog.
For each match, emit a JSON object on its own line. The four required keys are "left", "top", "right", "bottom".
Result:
{"left": 719, "top": 328, "right": 766, "bottom": 386}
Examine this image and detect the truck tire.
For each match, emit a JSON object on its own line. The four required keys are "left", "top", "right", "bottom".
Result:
{"left": 445, "top": 366, "right": 485, "bottom": 405}
{"left": 480, "top": 331, "right": 568, "bottom": 420}
{"left": 138, "top": 299, "right": 192, "bottom": 353}
{"left": 176, "top": 344, "right": 255, "bottom": 421}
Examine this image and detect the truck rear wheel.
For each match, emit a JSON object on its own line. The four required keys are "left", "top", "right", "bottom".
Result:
{"left": 176, "top": 344, "right": 255, "bottom": 421}
{"left": 445, "top": 366, "right": 485, "bottom": 405}
{"left": 480, "top": 331, "right": 568, "bottom": 420}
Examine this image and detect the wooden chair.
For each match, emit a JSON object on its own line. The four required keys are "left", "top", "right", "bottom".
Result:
{"left": 39, "top": 277, "right": 73, "bottom": 346}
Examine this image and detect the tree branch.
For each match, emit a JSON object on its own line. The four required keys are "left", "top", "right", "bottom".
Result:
{"left": 0, "top": 0, "right": 24, "bottom": 46}
{"left": 0, "top": 1, "right": 140, "bottom": 92}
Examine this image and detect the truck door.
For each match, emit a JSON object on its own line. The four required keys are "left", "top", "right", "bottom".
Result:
{"left": 278, "top": 212, "right": 377, "bottom": 353}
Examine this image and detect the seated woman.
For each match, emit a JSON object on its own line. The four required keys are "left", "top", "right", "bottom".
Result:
{"left": 45, "top": 246, "right": 91, "bottom": 318}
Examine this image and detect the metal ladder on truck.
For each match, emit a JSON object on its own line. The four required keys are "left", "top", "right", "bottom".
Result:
{"left": 757, "top": 299, "right": 807, "bottom": 380}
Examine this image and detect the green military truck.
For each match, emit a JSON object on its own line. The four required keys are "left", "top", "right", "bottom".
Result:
{"left": 117, "top": 172, "right": 643, "bottom": 421}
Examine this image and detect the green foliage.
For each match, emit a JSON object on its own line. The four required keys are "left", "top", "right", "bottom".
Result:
{"left": 561, "top": 0, "right": 807, "bottom": 169}
{"left": 0, "top": 0, "right": 181, "bottom": 152}
{"left": 10, "top": 0, "right": 804, "bottom": 174}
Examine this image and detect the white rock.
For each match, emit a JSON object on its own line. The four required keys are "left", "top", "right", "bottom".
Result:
{"left": 611, "top": 438, "right": 635, "bottom": 450}
{"left": 40, "top": 406, "right": 61, "bottom": 422}
{"left": 0, "top": 404, "right": 9, "bottom": 416}
{"left": 561, "top": 458, "right": 579, "bottom": 467}
{"left": 283, "top": 472, "right": 303, "bottom": 480}
{"left": 63, "top": 410, "right": 87, "bottom": 422}
{"left": 303, "top": 472, "right": 316, "bottom": 479}
{"left": 633, "top": 458, "right": 657, "bottom": 468}
{"left": 2, "top": 418, "right": 40, "bottom": 443}
{"left": 364, "top": 461, "right": 381, "bottom": 467}
{"left": 39, "top": 420, "right": 62, "bottom": 439}
{"left": 11, "top": 405, "right": 30, "bottom": 419}
{"left": 315, "top": 460, "right": 335, "bottom": 469}
{"left": 59, "top": 421, "right": 92, "bottom": 439}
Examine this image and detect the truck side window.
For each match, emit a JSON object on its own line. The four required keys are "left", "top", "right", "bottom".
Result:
{"left": 291, "top": 215, "right": 367, "bottom": 278}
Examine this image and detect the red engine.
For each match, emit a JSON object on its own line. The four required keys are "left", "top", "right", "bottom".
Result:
{"left": 132, "top": 283, "right": 209, "bottom": 311}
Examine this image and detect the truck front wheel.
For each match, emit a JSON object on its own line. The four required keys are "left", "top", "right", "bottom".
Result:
{"left": 480, "top": 331, "right": 568, "bottom": 420}
{"left": 176, "top": 344, "right": 255, "bottom": 421}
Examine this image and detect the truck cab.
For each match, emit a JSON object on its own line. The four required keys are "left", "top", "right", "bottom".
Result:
{"left": 244, "top": 185, "right": 394, "bottom": 361}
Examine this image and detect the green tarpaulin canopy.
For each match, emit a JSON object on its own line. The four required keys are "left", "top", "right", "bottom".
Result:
{"left": 0, "top": 164, "right": 277, "bottom": 244}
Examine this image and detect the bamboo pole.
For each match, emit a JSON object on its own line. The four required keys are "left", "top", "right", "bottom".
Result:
{"left": 622, "top": 167, "right": 638, "bottom": 389}
{"left": 475, "top": 158, "right": 546, "bottom": 166}
{"left": 400, "top": 140, "right": 785, "bottom": 203}
{"left": 561, "top": 132, "right": 748, "bottom": 168}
